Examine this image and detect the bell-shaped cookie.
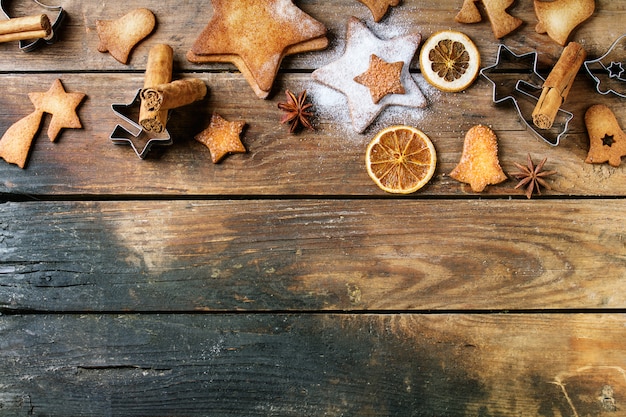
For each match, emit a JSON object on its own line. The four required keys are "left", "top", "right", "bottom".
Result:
{"left": 450, "top": 125, "right": 507, "bottom": 192}
{"left": 96, "top": 8, "right": 156, "bottom": 64}
{"left": 585, "top": 104, "right": 626, "bottom": 167}
{"left": 534, "top": 0, "right": 595, "bottom": 46}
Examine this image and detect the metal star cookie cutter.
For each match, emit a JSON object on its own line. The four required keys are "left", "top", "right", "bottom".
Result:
{"left": 480, "top": 44, "right": 574, "bottom": 146}
{"left": 584, "top": 34, "right": 626, "bottom": 98}
{"left": 110, "top": 89, "right": 172, "bottom": 159}
{"left": 0, "top": 0, "right": 65, "bottom": 52}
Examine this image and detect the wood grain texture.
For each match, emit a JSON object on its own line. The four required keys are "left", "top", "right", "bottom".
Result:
{"left": 0, "top": 1, "right": 622, "bottom": 197}
{"left": 0, "top": 0, "right": 622, "bottom": 71}
{"left": 0, "top": 72, "right": 623, "bottom": 197}
{"left": 1, "top": 1, "right": 625, "bottom": 415}
{"left": 2, "top": 199, "right": 625, "bottom": 312}
{"left": 2, "top": 313, "right": 626, "bottom": 417}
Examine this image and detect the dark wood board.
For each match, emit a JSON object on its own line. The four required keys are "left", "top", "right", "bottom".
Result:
{"left": 2, "top": 199, "right": 626, "bottom": 312}
{"left": 2, "top": 313, "right": 626, "bottom": 417}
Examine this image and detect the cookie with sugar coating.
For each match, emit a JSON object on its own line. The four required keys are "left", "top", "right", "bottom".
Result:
{"left": 450, "top": 125, "right": 507, "bottom": 192}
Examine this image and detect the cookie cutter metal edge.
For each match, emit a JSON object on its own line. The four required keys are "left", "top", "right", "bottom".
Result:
{"left": 0, "top": 0, "right": 65, "bottom": 52}
{"left": 480, "top": 44, "right": 574, "bottom": 146}
{"left": 584, "top": 34, "right": 626, "bottom": 98}
{"left": 110, "top": 89, "right": 172, "bottom": 159}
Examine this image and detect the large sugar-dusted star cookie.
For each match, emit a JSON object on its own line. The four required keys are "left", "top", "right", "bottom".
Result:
{"left": 312, "top": 17, "right": 426, "bottom": 133}
{"left": 187, "top": 0, "right": 328, "bottom": 99}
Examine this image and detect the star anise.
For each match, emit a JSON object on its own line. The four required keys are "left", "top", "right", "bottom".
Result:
{"left": 278, "top": 89, "right": 314, "bottom": 133}
{"left": 512, "top": 154, "right": 557, "bottom": 199}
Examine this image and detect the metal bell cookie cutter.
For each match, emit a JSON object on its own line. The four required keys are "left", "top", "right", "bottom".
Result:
{"left": 584, "top": 34, "right": 626, "bottom": 98}
{"left": 110, "top": 89, "right": 172, "bottom": 159}
{"left": 480, "top": 44, "right": 573, "bottom": 146}
{"left": 0, "top": 0, "right": 65, "bottom": 52}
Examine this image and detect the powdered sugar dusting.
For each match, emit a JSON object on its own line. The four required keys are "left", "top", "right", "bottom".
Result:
{"left": 305, "top": 72, "right": 439, "bottom": 144}
{"left": 274, "top": 0, "right": 326, "bottom": 37}
{"left": 311, "top": 18, "right": 427, "bottom": 133}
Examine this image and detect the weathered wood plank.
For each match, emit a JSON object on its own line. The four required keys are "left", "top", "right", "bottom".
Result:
{"left": 1, "top": 313, "right": 625, "bottom": 416}
{"left": 0, "top": 0, "right": 622, "bottom": 72}
{"left": 2, "top": 199, "right": 626, "bottom": 312}
{"left": 0, "top": 72, "right": 622, "bottom": 197}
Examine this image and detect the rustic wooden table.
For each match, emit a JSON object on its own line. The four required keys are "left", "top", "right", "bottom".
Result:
{"left": 2, "top": 0, "right": 626, "bottom": 415}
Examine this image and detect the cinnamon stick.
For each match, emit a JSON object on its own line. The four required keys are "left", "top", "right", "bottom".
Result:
{"left": 140, "top": 78, "right": 207, "bottom": 112}
{"left": 0, "top": 14, "right": 52, "bottom": 43}
{"left": 532, "top": 42, "right": 586, "bottom": 130}
{"left": 139, "top": 44, "right": 173, "bottom": 133}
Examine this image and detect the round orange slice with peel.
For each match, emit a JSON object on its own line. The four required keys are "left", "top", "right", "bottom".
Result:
{"left": 366, "top": 125, "right": 437, "bottom": 194}
{"left": 419, "top": 30, "right": 480, "bottom": 92}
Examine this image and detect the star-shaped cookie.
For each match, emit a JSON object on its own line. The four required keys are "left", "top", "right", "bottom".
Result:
{"left": 312, "top": 17, "right": 426, "bottom": 133}
{"left": 187, "top": 0, "right": 328, "bottom": 99}
{"left": 28, "top": 79, "right": 86, "bottom": 142}
{"left": 354, "top": 54, "right": 405, "bottom": 104}
{"left": 357, "top": 0, "right": 400, "bottom": 22}
{"left": 195, "top": 113, "right": 246, "bottom": 163}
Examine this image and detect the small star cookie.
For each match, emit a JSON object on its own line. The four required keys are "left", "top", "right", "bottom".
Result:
{"left": 28, "top": 79, "right": 86, "bottom": 142}
{"left": 354, "top": 54, "right": 405, "bottom": 104}
{"left": 195, "top": 113, "right": 246, "bottom": 163}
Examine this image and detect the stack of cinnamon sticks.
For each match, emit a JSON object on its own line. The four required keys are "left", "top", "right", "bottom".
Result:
{"left": 139, "top": 44, "right": 208, "bottom": 134}
{"left": 0, "top": 14, "right": 51, "bottom": 44}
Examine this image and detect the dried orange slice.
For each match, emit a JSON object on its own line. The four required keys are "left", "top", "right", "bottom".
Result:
{"left": 419, "top": 30, "right": 480, "bottom": 92}
{"left": 365, "top": 125, "right": 437, "bottom": 194}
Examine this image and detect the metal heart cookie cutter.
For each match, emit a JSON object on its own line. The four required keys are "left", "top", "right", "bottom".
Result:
{"left": 0, "top": 0, "right": 65, "bottom": 52}
{"left": 584, "top": 34, "right": 626, "bottom": 98}
{"left": 110, "top": 89, "right": 172, "bottom": 159}
{"left": 480, "top": 44, "right": 573, "bottom": 146}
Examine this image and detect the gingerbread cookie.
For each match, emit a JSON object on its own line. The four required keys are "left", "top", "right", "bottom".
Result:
{"left": 534, "top": 0, "right": 595, "bottom": 46}
{"left": 354, "top": 54, "right": 405, "bottom": 104}
{"left": 0, "top": 79, "right": 85, "bottom": 168}
{"left": 357, "top": 0, "right": 400, "bottom": 22}
{"left": 312, "top": 17, "right": 426, "bottom": 133}
{"left": 187, "top": 0, "right": 328, "bottom": 99}
{"left": 96, "top": 8, "right": 156, "bottom": 64}
{"left": 585, "top": 104, "right": 626, "bottom": 167}
{"left": 455, "top": 0, "right": 522, "bottom": 39}
{"left": 195, "top": 113, "right": 246, "bottom": 163}
{"left": 450, "top": 125, "right": 507, "bottom": 192}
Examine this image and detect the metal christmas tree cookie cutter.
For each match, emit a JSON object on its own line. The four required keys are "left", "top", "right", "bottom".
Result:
{"left": 584, "top": 34, "right": 626, "bottom": 98}
{"left": 480, "top": 44, "right": 573, "bottom": 146}
{"left": 110, "top": 89, "right": 172, "bottom": 159}
{"left": 0, "top": 0, "right": 65, "bottom": 52}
